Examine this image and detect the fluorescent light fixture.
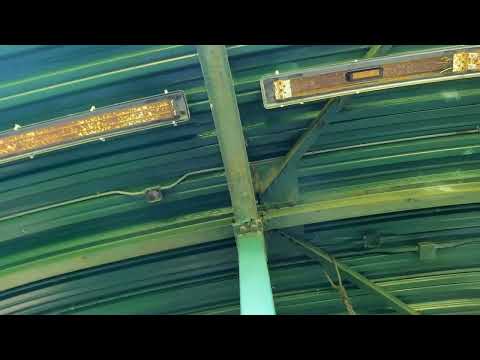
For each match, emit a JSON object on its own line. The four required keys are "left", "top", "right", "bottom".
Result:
{"left": 260, "top": 45, "right": 480, "bottom": 109}
{"left": 0, "top": 91, "right": 189, "bottom": 165}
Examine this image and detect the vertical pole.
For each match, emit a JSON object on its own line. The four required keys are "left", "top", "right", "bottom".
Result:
{"left": 197, "top": 45, "right": 275, "bottom": 315}
{"left": 196, "top": 45, "right": 257, "bottom": 223}
{"left": 236, "top": 231, "right": 276, "bottom": 315}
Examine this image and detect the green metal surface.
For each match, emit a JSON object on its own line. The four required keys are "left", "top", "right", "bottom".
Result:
{"left": 0, "top": 45, "right": 479, "bottom": 314}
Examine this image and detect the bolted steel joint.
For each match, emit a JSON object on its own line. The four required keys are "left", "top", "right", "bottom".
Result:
{"left": 233, "top": 218, "right": 264, "bottom": 236}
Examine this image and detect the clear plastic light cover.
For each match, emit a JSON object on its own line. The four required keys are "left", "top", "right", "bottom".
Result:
{"left": 261, "top": 45, "right": 480, "bottom": 109}
{"left": 0, "top": 91, "right": 190, "bottom": 165}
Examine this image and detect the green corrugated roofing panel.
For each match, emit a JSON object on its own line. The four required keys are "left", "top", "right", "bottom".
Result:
{"left": 1, "top": 45, "right": 480, "bottom": 314}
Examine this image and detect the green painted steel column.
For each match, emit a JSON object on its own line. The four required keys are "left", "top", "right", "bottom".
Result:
{"left": 236, "top": 231, "right": 276, "bottom": 315}
{"left": 197, "top": 45, "right": 275, "bottom": 315}
{"left": 197, "top": 45, "right": 258, "bottom": 223}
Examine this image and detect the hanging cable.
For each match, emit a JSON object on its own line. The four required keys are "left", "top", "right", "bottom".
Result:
{"left": 323, "top": 255, "right": 356, "bottom": 315}
{"left": 0, "top": 166, "right": 225, "bottom": 223}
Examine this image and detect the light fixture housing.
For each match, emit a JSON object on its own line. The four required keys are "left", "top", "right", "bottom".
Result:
{"left": 260, "top": 45, "right": 480, "bottom": 109}
{"left": 0, "top": 91, "right": 190, "bottom": 165}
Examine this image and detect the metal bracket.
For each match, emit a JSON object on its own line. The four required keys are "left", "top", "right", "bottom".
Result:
{"left": 254, "top": 99, "right": 339, "bottom": 208}
{"left": 253, "top": 159, "right": 299, "bottom": 208}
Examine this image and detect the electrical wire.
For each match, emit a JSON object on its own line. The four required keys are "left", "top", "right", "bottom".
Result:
{"left": 0, "top": 166, "right": 225, "bottom": 223}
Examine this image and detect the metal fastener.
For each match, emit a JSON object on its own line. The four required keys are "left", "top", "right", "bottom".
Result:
{"left": 145, "top": 188, "right": 163, "bottom": 203}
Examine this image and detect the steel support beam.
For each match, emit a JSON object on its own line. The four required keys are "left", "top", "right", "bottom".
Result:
{"left": 257, "top": 99, "right": 337, "bottom": 195}
{"left": 197, "top": 45, "right": 275, "bottom": 315}
{"left": 197, "top": 46, "right": 258, "bottom": 224}
{"left": 278, "top": 231, "right": 420, "bottom": 315}
{"left": 4, "top": 177, "right": 480, "bottom": 294}
{"left": 264, "top": 181, "right": 480, "bottom": 231}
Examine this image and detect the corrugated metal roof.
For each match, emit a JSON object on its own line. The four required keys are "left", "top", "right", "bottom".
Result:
{"left": 1, "top": 45, "right": 480, "bottom": 314}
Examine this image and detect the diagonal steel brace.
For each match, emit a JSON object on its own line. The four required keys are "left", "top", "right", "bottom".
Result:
{"left": 256, "top": 45, "right": 392, "bottom": 204}
{"left": 278, "top": 231, "right": 421, "bottom": 315}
